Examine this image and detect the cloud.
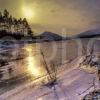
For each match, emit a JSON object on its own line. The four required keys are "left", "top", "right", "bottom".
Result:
{"left": 0, "top": 0, "right": 100, "bottom": 35}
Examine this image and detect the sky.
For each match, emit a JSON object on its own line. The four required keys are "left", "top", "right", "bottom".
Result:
{"left": 0, "top": 0, "right": 100, "bottom": 36}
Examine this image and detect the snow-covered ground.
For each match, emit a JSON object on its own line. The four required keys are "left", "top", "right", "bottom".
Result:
{"left": 0, "top": 39, "right": 100, "bottom": 100}
{"left": 0, "top": 57, "right": 99, "bottom": 100}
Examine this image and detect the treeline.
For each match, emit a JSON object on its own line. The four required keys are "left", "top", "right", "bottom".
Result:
{"left": 0, "top": 9, "right": 33, "bottom": 36}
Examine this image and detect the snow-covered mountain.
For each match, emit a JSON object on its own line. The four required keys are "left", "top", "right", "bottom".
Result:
{"left": 35, "top": 31, "right": 64, "bottom": 41}
{"left": 76, "top": 29, "right": 100, "bottom": 38}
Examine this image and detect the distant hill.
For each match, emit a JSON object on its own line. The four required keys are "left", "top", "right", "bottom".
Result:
{"left": 75, "top": 29, "right": 100, "bottom": 38}
{"left": 0, "top": 30, "right": 68, "bottom": 42}
{"left": 34, "top": 31, "right": 66, "bottom": 42}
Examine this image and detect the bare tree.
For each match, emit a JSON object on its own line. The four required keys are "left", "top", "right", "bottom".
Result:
{"left": 40, "top": 49, "right": 57, "bottom": 87}
{"left": 40, "top": 49, "right": 59, "bottom": 100}
{"left": 79, "top": 42, "right": 100, "bottom": 80}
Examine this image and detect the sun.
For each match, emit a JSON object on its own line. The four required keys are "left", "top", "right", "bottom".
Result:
{"left": 22, "top": 6, "right": 34, "bottom": 20}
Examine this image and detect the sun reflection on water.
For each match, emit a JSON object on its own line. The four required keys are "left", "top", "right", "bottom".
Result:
{"left": 24, "top": 45, "right": 45, "bottom": 77}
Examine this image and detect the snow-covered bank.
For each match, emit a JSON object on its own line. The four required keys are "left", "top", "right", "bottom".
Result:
{"left": 0, "top": 57, "right": 99, "bottom": 100}
{"left": 0, "top": 39, "right": 100, "bottom": 100}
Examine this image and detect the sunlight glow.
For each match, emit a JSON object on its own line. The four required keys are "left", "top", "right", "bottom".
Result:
{"left": 22, "top": 6, "right": 35, "bottom": 20}
{"left": 25, "top": 46, "right": 44, "bottom": 77}
{"left": 27, "top": 56, "right": 41, "bottom": 76}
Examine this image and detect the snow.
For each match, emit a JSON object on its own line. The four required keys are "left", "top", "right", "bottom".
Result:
{"left": 76, "top": 29, "right": 100, "bottom": 37}
{"left": 0, "top": 39, "right": 100, "bottom": 100}
{"left": 0, "top": 58, "right": 99, "bottom": 100}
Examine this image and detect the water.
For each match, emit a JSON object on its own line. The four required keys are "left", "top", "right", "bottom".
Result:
{"left": 0, "top": 43, "right": 46, "bottom": 81}
{"left": 0, "top": 40, "right": 84, "bottom": 94}
{"left": 0, "top": 38, "right": 100, "bottom": 98}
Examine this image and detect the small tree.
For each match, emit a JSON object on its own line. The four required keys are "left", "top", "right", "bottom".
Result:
{"left": 3, "top": 9, "right": 9, "bottom": 31}
{"left": 22, "top": 18, "right": 33, "bottom": 36}
{"left": 18, "top": 18, "right": 23, "bottom": 33}
{"left": 8, "top": 15, "right": 13, "bottom": 32}
{"left": 3, "top": 9, "right": 9, "bottom": 18}
{"left": 27, "top": 27, "right": 33, "bottom": 36}
{"left": 13, "top": 18, "right": 18, "bottom": 33}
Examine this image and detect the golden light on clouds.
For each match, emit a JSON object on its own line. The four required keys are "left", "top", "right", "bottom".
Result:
{"left": 0, "top": 0, "right": 99, "bottom": 35}
{"left": 22, "top": 6, "right": 35, "bottom": 21}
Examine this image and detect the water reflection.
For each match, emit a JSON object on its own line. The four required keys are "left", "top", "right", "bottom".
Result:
{"left": 0, "top": 44, "right": 46, "bottom": 81}
{"left": 24, "top": 45, "right": 45, "bottom": 78}
{"left": 0, "top": 44, "right": 48, "bottom": 95}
